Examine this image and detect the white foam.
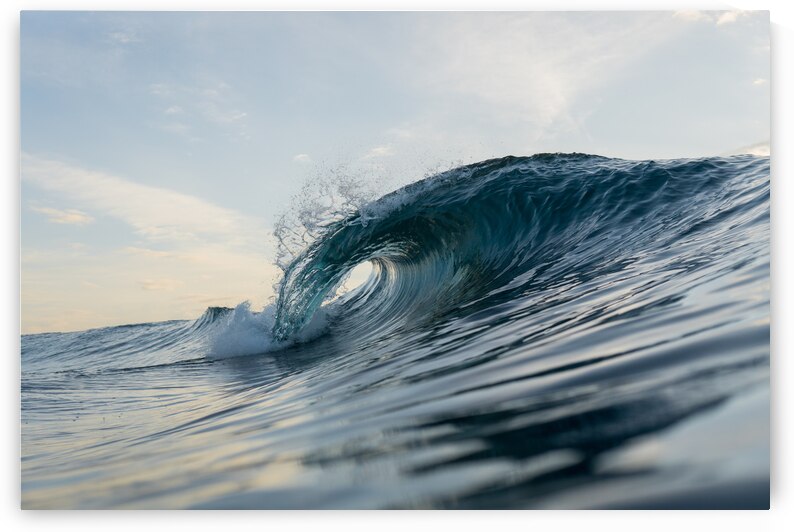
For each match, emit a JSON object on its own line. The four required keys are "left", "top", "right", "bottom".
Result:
{"left": 207, "top": 302, "right": 278, "bottom": 359}
{"left": 207, "top": 301, "right": 333, "bottom": 359}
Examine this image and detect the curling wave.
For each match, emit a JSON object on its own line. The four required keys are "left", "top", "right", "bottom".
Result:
{"left": 263, "top": 154, "right": 769, "bottom": 350}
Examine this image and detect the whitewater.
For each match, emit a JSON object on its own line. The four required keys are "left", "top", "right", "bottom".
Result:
{"left": 21, "top": 154, "right": 770, "bottom": 509}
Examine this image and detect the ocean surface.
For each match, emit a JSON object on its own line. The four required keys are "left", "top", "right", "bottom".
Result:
{"left": 21, "top": 154, "right": 770, "bottom": 509}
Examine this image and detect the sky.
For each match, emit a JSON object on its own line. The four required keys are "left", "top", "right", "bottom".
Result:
{"left": 20, "top": 10, "right": 770, "bottom": 334}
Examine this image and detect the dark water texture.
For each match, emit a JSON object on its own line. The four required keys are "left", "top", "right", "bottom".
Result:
{"left": 21, "top": 154, "right": 770, "bottom": 509}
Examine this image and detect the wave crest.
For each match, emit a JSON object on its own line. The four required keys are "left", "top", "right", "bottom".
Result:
{"left": 270, "top": 153, "right": 768, "bottom": 347}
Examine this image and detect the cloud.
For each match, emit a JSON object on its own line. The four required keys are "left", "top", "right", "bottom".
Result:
{"left": 724, "top": 141, "right": 770, "bottom": 157}
{"left": 31, "top": 206, "right": 94, "bottom": 225}
{"left": 412, "top": 13, "right": 680, "bottom": 138}
{"left": 293, "top": 153, "right": 312, "bottom": 163}
{"left": 22, "top": 155, "right": 282, "bottom": 333}
{"left": 746, "top": 144, "right": 770, "bottom": 156}
{"left": 22, "top": 154, "right": 267, "bottom": 249}
{"left": 753, "top": 78, "right": 768, "bottom": 86}
{"left": 363, "top": 145, "right": 394, "bottom": 158}
{"left": 107, "top": 30, "right": 140, "bottom": 44}
{"left": 199, "top": 103, "right": 247, "bottom": 124}
{"left": 673, "top": 10, "right": 747, "bottom": 26}
{"left": 148, "top": 80, "right": 249, "bottom": 140}
{"left": 716, "top": 11, "right": 744, "bottom": 26}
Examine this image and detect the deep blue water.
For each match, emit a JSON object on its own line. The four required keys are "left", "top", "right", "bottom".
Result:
{"left": 21, "top": 154, "right": 770, "bottom": 509}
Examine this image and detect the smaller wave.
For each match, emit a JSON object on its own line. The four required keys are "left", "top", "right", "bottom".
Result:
{"left": 206, "top": 302, "right": 333, "bottom": 359}
{"left": 189, "top": 306, "right": 232, "bottom": 330}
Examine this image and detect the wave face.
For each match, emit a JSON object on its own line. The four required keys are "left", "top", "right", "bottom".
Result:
{"left": 21, "top": 154, "right": 770, "bottom": 509}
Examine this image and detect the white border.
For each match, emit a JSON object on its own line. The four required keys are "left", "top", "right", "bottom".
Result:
{"left": 4, "top": 0, "right": 791, "bottom": 529}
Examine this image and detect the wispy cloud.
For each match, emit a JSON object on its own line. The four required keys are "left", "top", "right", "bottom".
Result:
{"left": 363, "top": 145, "right": 394, "bottom": 158}
{"left": 292, "top": 153, "right": 312, "bottom": 163}
{"left": 107, "top": 30, "right": 141, "bottom": 45}
{"left": 22, "top": 154, "right": 280, "bottom": 333}
{"left": 22, "top": 154, "right": 266, "bottom": 249}
{"left": 412, "top": 13, "right": 680, "bottom": 138}
{"left": 148, "top": 80, "right": 250, "bottom": 140}
{"left": 673, "top": 10, "right": 747, "bottom": 26}
{"left": 199, "top": 102, "right": 247, "bottom": 124}
{"left": 725, "top": 141, "right": 770, "bottom": 157}
{"left": 31, "top": 206, "right": 94, "bottom": 225}
{"left": 753, "top": 78, "right": 768, "bottom": 86}
{"left": 716, "top": 11, "right": 744, "bottom": 26}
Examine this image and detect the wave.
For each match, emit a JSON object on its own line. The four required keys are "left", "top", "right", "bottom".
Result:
{"left": 246, "top": 153, "right": 768, "bottom": 349}
{"left": 26, "top": 153, "right": 768, "bottom": 368}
